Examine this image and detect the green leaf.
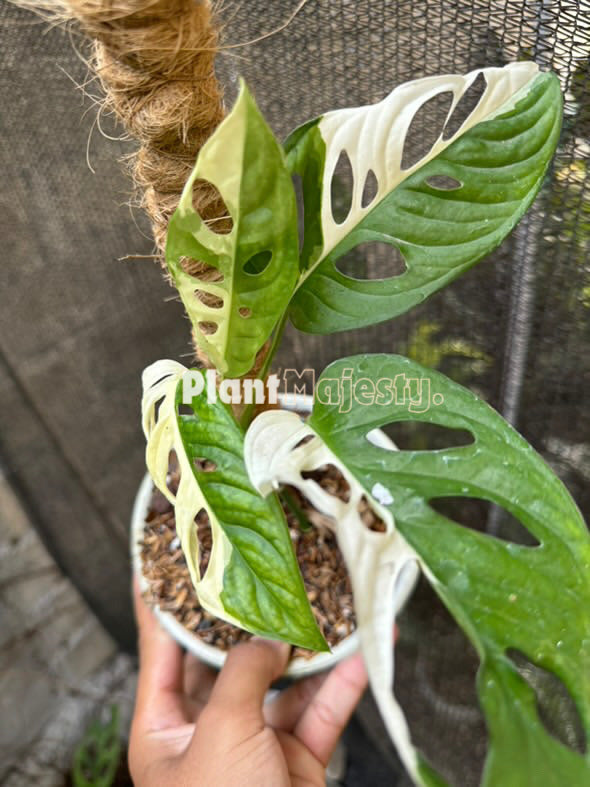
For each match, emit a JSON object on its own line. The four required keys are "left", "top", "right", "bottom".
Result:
{"left": 72, "top": 706, "right": 121, "bottom": 787}
{"left": 286, "top": 63, "right": 562, "bottom": 334}
{"left": 166, "top": 81, "right": 300, "bottom": 377}
{"left": 306, "top": 355, "right": 590, "bottom": 785}
{"left": 245, "top": 355, "right": 590, "bottom": 784}
{"left": 142, "top": 360, "right": 327, "bottom": 651}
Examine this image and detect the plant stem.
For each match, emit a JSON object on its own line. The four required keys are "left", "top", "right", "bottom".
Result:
{"left": 258, "top": 307, "right": 289, "bottom": 382}
{"left": 239, "top": 309, "right": 289, "bottom": 429}
{"left": 280, "top": 487, "right": 313, "bottom": 532}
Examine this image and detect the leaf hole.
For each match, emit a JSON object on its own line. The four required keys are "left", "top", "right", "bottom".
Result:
{"left": 335, "top": 241, "right": 407, "bottom": 280}
{"left": 292, "top": 174, "right": 305, "bottom": 252}
{"left": 507, "top": 649, "right": 586, "bottom": 754}
{"left": 195, "top": 508, "right": 213, "bottom": 578}
{"left": 166, "top": 451, "right": 179, "bottom": 496}
{"left": 198, "top": 321, "right": 218, "bottom": 335}
{"left": 401, "top": 90, "right": 454, "bottom": 170}
{"left": 192, "top": 178, "right": 233, "bottom": 234}
{"left": 243, "top": 250, "right": 272, "bottom": 275}
{"left": 238, "top": 306, "right": 251, "bottom": 318}
{"left": 425, "top": 175, "right": 462, "bottom": 191}
{"left": 177, "top": 403, "right": 193, "bottom": 416}
{"left": 301, "top": 464, "right": 351, "bottom": 503}
{"left": 294, "top": 434, "right": 314, "bottom": 449}
{"left": 331, "top": 149, "right": 354, "bottom": 224}
{"left": 429, "top": 498, "right": 540, "bottom": 546}
{"left": 194, "top": 289, "right": 223, "bottom": 309}
{"left": 486, "top": 504, "right": 541, "bottom": 546}
{"left": 361, "top": 168, "right": 379, "bottom": 208}
{"left": 193, "top": 457, "right": 217, "bottom": 473}
{"left": 280, "top": 484, "right": 337, "bottom": 531}
{"left": 152, "top": 395, "right": 166, "bottom": 423}
{"left": 396, "top": 578, "right": 484, "bottom": 730}
{"left": 181, "top": 258, "right": 224, "bottom": 285}
{"left": 443, "top": 72, "right": 487, "bottom": 140}
{"left": 377, "top": 422, "right": 474, "bottom": 452}
{"left": 358, "top": 494, "right": 387, "bottom": 533}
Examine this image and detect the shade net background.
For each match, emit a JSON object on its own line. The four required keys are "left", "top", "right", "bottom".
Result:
{"left": 0, "top": 1, "right": 589, "bottom": 784}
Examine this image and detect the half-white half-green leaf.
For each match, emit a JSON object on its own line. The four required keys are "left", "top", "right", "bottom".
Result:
{"left": 166, "top": 81, "right": 300, "bottom": 377}
{"left": 245, "top": 355, "right": 590, "bottom": 786}
{"left": 245, "top": 408, "right": 426, "bottom": 783}
{"left": 286, "top": 62, "right": 562, "bottom": 333}
{"left": 141, "top": 360, "right": 327, "bottom": 651}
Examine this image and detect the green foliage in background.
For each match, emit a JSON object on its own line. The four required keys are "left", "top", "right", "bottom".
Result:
{"left": 72, "top": 706, "right": 121, "bottom": 787}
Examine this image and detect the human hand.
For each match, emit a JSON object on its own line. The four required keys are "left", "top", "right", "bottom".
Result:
{"left": 128, "top": 580, "right": 368, "bottom": 786}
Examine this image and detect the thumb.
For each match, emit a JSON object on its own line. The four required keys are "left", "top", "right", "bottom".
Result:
{"left": 207, "top": 637, "right": 290, "bottom": 721}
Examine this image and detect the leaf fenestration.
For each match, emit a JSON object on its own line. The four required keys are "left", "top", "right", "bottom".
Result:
{"left": 166, "top": 81, "right": 300, "bottom": 376}
{"left": 245, "top": 355, "right": 590, "bottom": 786}
{"left": 142, "top": 360, "right": 328, "bottom": 651}
{"left": 286, "top": 64, "right": 562, "bottom": 334}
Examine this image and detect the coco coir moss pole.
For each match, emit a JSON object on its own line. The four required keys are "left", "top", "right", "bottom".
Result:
{"left": 18, "top": 0, "right": 273, "bottom": 377}
{"left": 18, "top": 0, "right": 246, "bottom": 366}
{"left": 32, "top": 0, "right": 227, "bottom": 261}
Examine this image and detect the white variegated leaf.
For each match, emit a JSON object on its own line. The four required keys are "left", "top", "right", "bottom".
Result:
{"left": 286, "top": 62, "right": 562, "bottom": 334}
{"left": 141, "top": 360, "right": 238, "bottom": 621}
{"left": 310, "top": 62, "right": 539, "bottom": 264}
{"left": 244, "top": 409, "right": 424, "bottom": 784}
{"left": 141, "top": 361, "right": 327, "bottom": 651}
{"left": 165, "top": 83, "right": 300, "bottom": 377}
{"left": 252, "top": 356, "right": 590, "bottom": 786}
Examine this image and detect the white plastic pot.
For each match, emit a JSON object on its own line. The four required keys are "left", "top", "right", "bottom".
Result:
{"left": 130, "top": 393, "right": 418, "bottom": 677}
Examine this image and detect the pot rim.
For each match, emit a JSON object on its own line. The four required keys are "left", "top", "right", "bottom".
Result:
{"left": 131, "top": 392, "right": 419, "bottom": 677}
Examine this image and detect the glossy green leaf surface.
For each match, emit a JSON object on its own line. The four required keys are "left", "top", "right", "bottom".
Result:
{"left": 307, "top": 355, "right": 590, "bottom": 785}
{"left": 166, "top": 81, "right": 300, "bottom": 377}
{"left": 142, "top": 361, "right": 327, "bottom": 651}
{"left": 287, "top": 66, "right": 562, "bottom": 334}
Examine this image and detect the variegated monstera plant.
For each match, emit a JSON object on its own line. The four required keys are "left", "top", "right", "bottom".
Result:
{"left": 141, "top": 62, "right": 590, "bottom": 785}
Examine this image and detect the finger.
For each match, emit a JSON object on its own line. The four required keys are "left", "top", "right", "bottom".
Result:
{"left": 263, "top": 672, "right": 327, "bottom": 731}
{"left": 265, "top": 627, "right": 398, "bottom": 732}
{"left": 207, "top": 637, "right": 290, "bottom": 724}
{"left": 184, "top": 652, "right": 216, "bottom": 699}
{"left": 182, "top": 652, "right": 216, "bottom": 719}
{"left": 293, "top": 651, "right": 368, "bottom": 767}
{"left": 132, "top": 578, "right": 186, "bottom": 732}
{"left": 275, "top": 729, "right": 324, "bottom": 785}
